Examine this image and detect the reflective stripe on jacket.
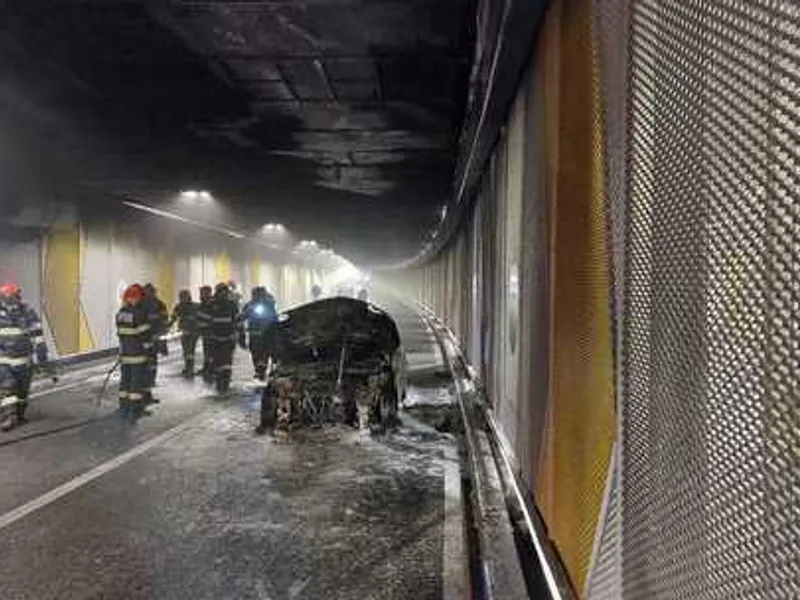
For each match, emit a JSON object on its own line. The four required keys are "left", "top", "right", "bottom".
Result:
{"left": 116, "top": 304, "right": 152, "bottom": 362}
{"left": 171, "top": 301, "right": 200, "bottom": 335}
{"left": 0, "top": 303, "right": 32, "bottom": 364}
{"left": 208, "top": 298, "right": 240, "bottom": 342}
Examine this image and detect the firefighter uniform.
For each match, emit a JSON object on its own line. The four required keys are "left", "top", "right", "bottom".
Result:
{"left": 0, "top": 285, "right": 47, "bottom": 431}
{"left": 240, "top": 287, "right": 278, "bottom": 380}
{"left": 141, "top": 284, "right": 169, "bottom": 395}
{"left": 197, "top": 286, "right": 214, "bottom": 382}
{"left": 171, "top": 291, "right": 200, "bottom": 377}
{"left": 209, "top": 283, "right": 241, "bottom": 393}
{"left": 116, "top": 285, "right": 153, "bottom": 417}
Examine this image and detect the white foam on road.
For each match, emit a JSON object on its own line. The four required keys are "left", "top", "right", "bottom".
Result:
{"left": 0, "top": 411, "right": 209, "bottom": 532}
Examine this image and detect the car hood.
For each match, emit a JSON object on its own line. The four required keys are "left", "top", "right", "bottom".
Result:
{"left": 274, "top": 297, "right": 400, "bottom": 363}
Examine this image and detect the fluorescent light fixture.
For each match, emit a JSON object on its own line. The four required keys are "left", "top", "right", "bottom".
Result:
{"left": 123, "top": 200, "right": 245, "bottom": 241}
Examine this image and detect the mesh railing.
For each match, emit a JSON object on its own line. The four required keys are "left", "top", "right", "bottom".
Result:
{"left": 592, "top": 1, "right": 799, "bottom": 598}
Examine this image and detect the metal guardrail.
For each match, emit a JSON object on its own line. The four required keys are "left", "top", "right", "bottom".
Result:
{"left": 413, "top": 301, "right": 577, "bottom": 600}
{"left": 48, "top": 333, "right": 182, "bottom": 369}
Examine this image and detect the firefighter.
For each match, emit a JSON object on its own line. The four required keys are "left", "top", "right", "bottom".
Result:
{"left": 209, "top": 282, "right": 241, "bottom": 393}
{"left": 170, "top": 289, "right": 200, "bottom": 378}
{"left": 0, "top": 283, "right": 48, "bottom": 431}
{"left": 14, "top": 288, "right": 57, "bottom": 382}
{"left": 311, "top": 284, "right": 322, "bottom": 301}
{"left": 240, "top": 286, "right": 278, "bottom": 380}
{"left": 197, "top": 285, "right": 214, "bottom": 382}
{"left": 141, "top": 283, "right": 169, "bottom": 401}
{"left": 116, "top": 284, "right": 154, "bottom": 419}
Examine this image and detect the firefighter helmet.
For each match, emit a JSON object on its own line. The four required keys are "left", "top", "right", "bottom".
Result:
{"left": 122, "top": 284, "right": 144, "bottom": 304}
{"left": 0, "top": 283, "right": 20, "bottom": 299}
{"left": 214, "top": 282, "right": 230, "bottom": 297}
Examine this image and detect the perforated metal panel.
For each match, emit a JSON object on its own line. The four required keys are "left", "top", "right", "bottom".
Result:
{"left": 586, "top": 445, "right": 622, "bottom": 600}
{"left": 598, "top": 1, "right": 800, "bottom": 598}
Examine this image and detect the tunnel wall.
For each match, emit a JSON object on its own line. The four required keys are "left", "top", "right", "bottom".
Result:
{"left": 387, "top": 0, "right": 614, "bottom": 591}
{"left": 385, "top": 0, "right": 800, "bottom": 598}
{"left": 1, "top": 200, "right": 327, "bottom": 356}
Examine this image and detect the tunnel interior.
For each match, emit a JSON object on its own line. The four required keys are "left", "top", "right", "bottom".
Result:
{"left": 0, "top": 0, "right": 475, "bottom": 265}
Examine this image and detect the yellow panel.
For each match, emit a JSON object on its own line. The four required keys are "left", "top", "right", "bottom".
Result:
{"left": 42, "top": 223, "right": 81, "bottom": 355}
{"left": 534, "top": 0, "right": 563, "bottom": 541}
{"left": 156, "top": 250, "right": 175, "bottom": 307}
{"left": 78, "top": 304, "right": 95, "bottom": 352}
{"left": 538, "top": 0, "right": 616, "bottom": 593}
{"left": 249, "top": 257, "right": 259, "bottom": 288}
{"left": 214, "top": 252, "right": 231, "bottom": 283}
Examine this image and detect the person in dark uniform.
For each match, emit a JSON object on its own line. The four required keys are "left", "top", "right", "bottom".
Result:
{"left": 209, "top": 282, "right": 241, "bottom": 393}
{"left": 141, "top": 283, "right": 168, "bottom": 402}
{"left": 197, "top": 285, "right": 214, "bottom": 383}
{"left": 116, "top": 284, "right": 153, "bottom": 419}
{"left": 240, "top": 286, "right": 278, "bottom": 380}
{"left": 0, "top": 283, "right": 48, "bottom": 431}
{"left": 170, "top": 289, "right": 200, "bottom": 378}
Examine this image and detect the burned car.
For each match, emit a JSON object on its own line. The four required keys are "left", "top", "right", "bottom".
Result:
{"left": 257, "top": 297, "right": 406, "bottom": 434}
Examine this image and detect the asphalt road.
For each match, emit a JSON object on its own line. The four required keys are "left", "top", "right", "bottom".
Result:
{"left": 0, "top": 302, "right": 466, "bottom": 600}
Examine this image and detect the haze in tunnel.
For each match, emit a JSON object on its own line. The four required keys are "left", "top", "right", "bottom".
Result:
{"left": 0, "top": 0, "right": 474, "bottom": 266}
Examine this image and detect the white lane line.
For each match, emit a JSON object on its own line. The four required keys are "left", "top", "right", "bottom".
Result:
{"left": 0, "top": 411, "right": 208, "bottom": 532}
{"left": 441, "top": 445, "right": 468, "bottom": 600}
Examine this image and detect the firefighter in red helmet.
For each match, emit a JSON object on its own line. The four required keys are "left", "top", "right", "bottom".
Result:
{"left": 0, "top": 283, "right": 48, "bottom": 431}
{"left": 116, "top": 284, "right": 153, "bottom": 419}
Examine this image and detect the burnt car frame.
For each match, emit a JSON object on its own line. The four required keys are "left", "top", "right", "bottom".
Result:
{"left": 258, "top": 297, "right": 406, "bottom": 433}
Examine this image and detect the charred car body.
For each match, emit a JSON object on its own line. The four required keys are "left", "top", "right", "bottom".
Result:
{"left": 258, "top": 297, "right": 406, "bottom": 433}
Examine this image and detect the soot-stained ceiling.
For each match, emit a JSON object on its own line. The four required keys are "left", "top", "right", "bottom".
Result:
{"left": 0, "top": 0, "right": 474, "bottom": 266}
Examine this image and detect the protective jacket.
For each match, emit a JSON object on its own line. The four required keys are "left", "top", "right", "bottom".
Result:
{"left": 209, "top": 297, "right": 240, "bottom": 344}
{"left": 142, "top": 296, "right": 169, "bottom": 338}
{"left": 241, "top": 298, "right": 278, "bottom": 336}
{"left": 0, "top": 301, "right": 46, "bottom": 368}
{"left": 197, "top": 299, "right": 214, "bottom": 337}
{"left": 171, "top": 301, "right": 200, "bottom": 335}
{"left": 116, "top": 304, "right": 152, "bottom": 366}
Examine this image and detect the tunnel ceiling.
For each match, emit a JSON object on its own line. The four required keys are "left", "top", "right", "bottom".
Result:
{"left": 0, "top": 0, "right": 474, "bottom": 266}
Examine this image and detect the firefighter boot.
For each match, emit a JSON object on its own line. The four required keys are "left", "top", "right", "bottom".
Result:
{"left": 217, "top": 371, "right": 231, "bottom": 394}
{"left": 15, "top": 402, "right": 27, "bottom": 426}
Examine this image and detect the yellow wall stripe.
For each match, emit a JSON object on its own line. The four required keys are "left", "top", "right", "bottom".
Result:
{"left": 42, "top": 223, "right": 81, "bottom": 355}
{"left": 214, "top": 252, "right": 231, "bottom": 283}
{"left": 540, "top": 0, "right": 616, "bottom": 592}
{"left": 157, "top": 250, "right": 175, "bottom": 307}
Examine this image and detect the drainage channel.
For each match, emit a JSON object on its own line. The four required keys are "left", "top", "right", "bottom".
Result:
{"left": 417, "top": 304, "right": 577, "bottom": 600}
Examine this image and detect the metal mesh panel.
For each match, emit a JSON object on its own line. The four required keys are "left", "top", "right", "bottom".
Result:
{"left": 604, "top": 1, "right": 800, "bottom": 598}
{"left": 586, "top": 446, "right": 622, "bottom": 600}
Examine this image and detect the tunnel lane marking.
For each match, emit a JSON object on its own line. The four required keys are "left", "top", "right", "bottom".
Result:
{"left": 0, "top": 411, "right": 208, "bottom": 531}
